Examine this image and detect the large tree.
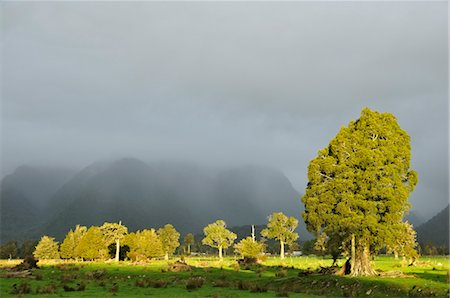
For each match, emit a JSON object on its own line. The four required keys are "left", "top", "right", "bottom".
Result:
{"left": 157, "top": 224, "right": 180, "bottom": 260}
{"left": 202, "top": 220, "right": 237, "bottom": 259}
{"left": 34, "top": 236, "right": 60, "bottom": 259}
{"left": 261, "top": 212, "right": 298, "bottom": 259}
{"left": 302, "top": 108, "right": 418, "bottom": 276}
{"left": 100, "top": 221, "right": 128, "bottom": 262}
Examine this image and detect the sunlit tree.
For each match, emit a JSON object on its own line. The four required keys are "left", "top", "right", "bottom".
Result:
{"left": 76, "top": 226, "right": 108, "bottom": 260}
{"left": 234, "top": 237, "right": 264, "bottom": 258}
{"left": 34, "top": 236, "right": 60, "bottom": 259}
{"left": 100, "top": 221, "right": 128, "bottom": 262}
{"left": 202, "top": 220, "right": 237, "bottom": 259}
{"left": 124, "top": 229, "right": 164, "bottom": 261}
{"left": 302, "top": 108, "right": 418, "bottom": 276}
{"left": 261, "top": 212, "right": 298, "bottom": 259}
{"left": 60, "top": 225, "right": 87, "bottom": 259}
{"left": 157, "top": 224, "right": 180, "bottom": 260}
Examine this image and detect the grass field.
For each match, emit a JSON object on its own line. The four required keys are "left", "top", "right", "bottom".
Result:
{"left": 0, "top": 255, "right": 449, "bottom": 297}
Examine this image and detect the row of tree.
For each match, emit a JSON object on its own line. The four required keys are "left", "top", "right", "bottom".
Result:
{"left": 33, "top": 212, "right": 299, "bottom": 261}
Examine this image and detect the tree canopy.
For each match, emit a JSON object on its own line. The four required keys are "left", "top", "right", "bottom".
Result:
{"left": 302, "top": 108, "right": 418, "bottom": 276}
{"left": 261, "top": 212, "right": 298, "bottom": 259}
{"left": 60, "top": 225, "right": 87, "bottom": 259}
{"left": 157, "top": 224, "right": 180, "bottom": 260}
{"left": 34, "top": 236, "right": 60, "bottom": 260}
{"left": 184, "top": 233, "right": 195, "bottom": 255}
{"left": 202, "top": 220, "right": 237, "bottom": 259}
{"left": 100, "top": 221, "right": 128, "bottom": 262}
{"left": 76, "top": 226, "right": 108, "bottom": 260}
{"left": 234, "top": 237, "right": 265, "bottom": 258}
{"left": 123, "top": 229, "right": 164, "bottom": 261}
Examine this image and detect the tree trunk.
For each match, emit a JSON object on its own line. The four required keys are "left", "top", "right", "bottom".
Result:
{"left": 350, "top": 234, "right": 355, "bottom": 272}
{"left": 164, "top": 252, "right": 169, "bottom": 261}
{"left": 350, "top": 243, "right": 376, "bottom": 276}
{"left": 280, "top": 240, "right": 285, "bottom": 259}
{"left": 394, "top": 251, "right": 398, "bottom": 259}
{"left": 115, "top": 240, "right": 120, "bottom": 262}
{"left": 218, "top": 245, "right": 223, "bottom": 259}
{"left": 187, "top": 244, "right": 191, "bottom": 255}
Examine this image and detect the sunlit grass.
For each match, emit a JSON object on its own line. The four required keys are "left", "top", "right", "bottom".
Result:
{"left": 0, "top": 255, "right": 448, "bottom": 297}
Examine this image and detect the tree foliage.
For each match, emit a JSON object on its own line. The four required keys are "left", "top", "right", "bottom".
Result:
{"left": 157, "top": 224, "right": 180, "bottom": 260}
{"left": 386, "top": 221, "right": 418, "bottom": 263}
{"left": 202, "top": 220, "right": 237, "bottom": 259}
{"left": 261, "top": 212, "right": 298, "bottom": 259}
{"left": 302, "top": 108, "right": 418, "bottom": 276}
{"left": 76, "top": 226, "right": 108, "bottom": 260}
{"left": 0, "top": 241, "right": 18, "bottom": 259}
{"left": 100, "top": 222, "right": 128, "bottom": 261}
{"left": 123, "top": 229, "right": 164, "bottom": 261}
{"left": 34, "top": 236, "right": 60, "bottom": 259}
{"left": 60, "top": 225, "right": 87, "bottom": 259}
{"left": 234, "top": 237, "right": 265, "bottom": 258}
{"left": 184, "top": 233, "right": 195, "bottom": 254}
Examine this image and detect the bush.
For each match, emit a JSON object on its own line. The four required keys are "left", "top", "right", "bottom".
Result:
{"left": 10, "top": 282, "right": 32, "bottom": 295}
{"left": 275, "top": 269, "right": 288, "bottom": 277}
{"left": 234, "top": 237, "right": 264, "bottom": 258}
{"left": 36, "top": 284, "right": 57, "bottom": 294}
{"left": 186, "top": 277, "right": 204, "bottom": 291}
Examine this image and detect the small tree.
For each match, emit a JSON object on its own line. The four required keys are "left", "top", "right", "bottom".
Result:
{"left": 184, "top": 233, "right": 195, "bottom": 255}
{"left": 0, "top": 241, "right": 18, "bottom": 259}
{"left": 202, "top": 220, "right": 237, "bottom": 259}
{"left": 234, "top": 237, "right": 265, "bottom": 258}
{"left": 100, "top": 221, "right": 128, "bottom": 262}
{"left": 124, "top": 229, "right": 164, "bottom": 261}
{"left": 261, "top": 212, "right": 299, "bottom": 259}
{"left": 60, "top": 225, "right": 87, "bottom": 259}
{"left": 34, "top": 236, "right": 60, "bottom": 259}
{"left": 157, "top": 224, "right": 180, "bottom": 260}
{"left": 76, "top": 226, "right": 108, "bottom": 260}
{"left": 386, "top": 221, "right": 418, "bottom": 265}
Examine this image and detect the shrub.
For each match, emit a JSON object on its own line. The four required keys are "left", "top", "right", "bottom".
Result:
{"left": 36, "top": 284, "right": 57, "bottom": 294}
{"left": 234, "top": 237, "right": 264, "bottom": 258}
{"left": 186, "top": 277, "right": 204, "bottom": 291}
{"left": 276, "top": 269, "right": 288, "bottom": 278}
{"left": 10, "top": 282, "right": 32, "bottom": 295}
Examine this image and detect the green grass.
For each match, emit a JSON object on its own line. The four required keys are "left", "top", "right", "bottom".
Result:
{"left": 0, "top": 255, "right": 448, "bottom": 297}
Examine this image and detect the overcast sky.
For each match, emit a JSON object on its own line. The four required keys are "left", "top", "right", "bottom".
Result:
{"left": 1, "top": 2, "right": 448, "bottom": 219}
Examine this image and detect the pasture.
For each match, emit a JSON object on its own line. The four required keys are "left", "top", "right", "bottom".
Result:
{"left": 0, "top": 255, "right": 448, "bottom": 297}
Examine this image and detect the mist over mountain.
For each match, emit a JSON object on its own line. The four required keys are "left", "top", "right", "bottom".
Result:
{"left": 1, "top": 158, "right": 308, "bottom": 243}
{"left": 0, "top": 167, "right": 75, "bottom": 241}
{"left": 416, "top": 205, "right": 449, "bottom": 248}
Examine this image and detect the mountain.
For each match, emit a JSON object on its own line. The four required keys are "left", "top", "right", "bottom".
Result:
{"left": 405, "top": 211, "right": 425, "bottom": 228}
{"left": 0, "top": 166, "right": 75, "bottom": 242}
{"left": 2, "top": 158, "right": 307, "bottom": 242}
{"left": 416, "top": 204, "right": 449, "bottom": 247}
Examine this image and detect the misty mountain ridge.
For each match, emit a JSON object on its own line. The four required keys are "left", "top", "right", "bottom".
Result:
{"left": 1, "top": 158, "right": 308, "bottom": 243}
{"left": 416, "top": 204, "right": 449, "bottom": 248}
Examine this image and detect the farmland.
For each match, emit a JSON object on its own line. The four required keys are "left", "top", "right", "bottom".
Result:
{"left": 1, "top": 255, "right": 448, "bottom": 297}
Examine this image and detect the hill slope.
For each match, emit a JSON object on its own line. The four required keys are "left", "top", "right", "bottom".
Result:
{"left": 2, "top": 158, "right": 307, "bottom": 242}
{"left": 416, "top": 205, "right": 449, "bottom": 247}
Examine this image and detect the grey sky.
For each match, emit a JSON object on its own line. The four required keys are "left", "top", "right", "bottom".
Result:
{"left": 1, "top": 2, "right": 448, "bottom": 219}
